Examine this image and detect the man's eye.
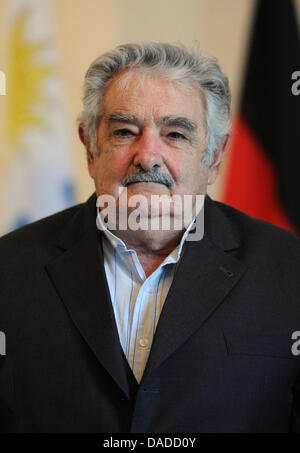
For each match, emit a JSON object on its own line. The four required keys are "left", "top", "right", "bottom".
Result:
{"left": 167, "top": 132, "right": 186, "bottom": 140}
{"left": 114, "top": 129, "right": 134, "bottom": 137}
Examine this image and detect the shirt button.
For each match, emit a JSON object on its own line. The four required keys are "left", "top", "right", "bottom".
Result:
{"left": 139, "top": 338, "right": 149, "bottom": 348}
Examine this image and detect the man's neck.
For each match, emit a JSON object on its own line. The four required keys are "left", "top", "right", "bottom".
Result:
{"left": 109, "top": 228, "right": 185, "bottom": 277}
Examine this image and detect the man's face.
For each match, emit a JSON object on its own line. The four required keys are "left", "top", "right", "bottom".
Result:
{"left": 83, "top": 70, "right": 221, "bottom": 220}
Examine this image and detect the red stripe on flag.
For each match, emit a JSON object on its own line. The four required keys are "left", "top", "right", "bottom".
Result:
{"left": 222, "top": 116, "right": 296, "bottom": 233}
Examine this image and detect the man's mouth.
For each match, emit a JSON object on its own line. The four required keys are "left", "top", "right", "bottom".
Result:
{"left": 122, "top": 173, "right": 174, "bottom": 189}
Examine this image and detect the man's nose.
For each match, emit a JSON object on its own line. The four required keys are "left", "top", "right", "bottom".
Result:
{"left": 132, "top": 129, "right": 164, "bottom": 171}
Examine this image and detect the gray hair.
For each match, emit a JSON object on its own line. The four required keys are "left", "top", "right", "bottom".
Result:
{"left": 77, "top": 42, "right": 231, "bottom": 165}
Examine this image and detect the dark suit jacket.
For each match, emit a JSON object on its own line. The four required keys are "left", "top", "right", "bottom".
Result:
{"left": 0, "top": 192, "right": 300, "bottom": 433}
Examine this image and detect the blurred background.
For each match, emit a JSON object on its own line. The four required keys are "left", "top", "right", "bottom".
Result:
{"left": 0, "top": 0, "right": 299, "bottom": 235}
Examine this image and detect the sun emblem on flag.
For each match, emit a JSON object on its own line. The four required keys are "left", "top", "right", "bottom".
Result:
{"left": 5, "top": 10, "right": 55, "bottom": 149}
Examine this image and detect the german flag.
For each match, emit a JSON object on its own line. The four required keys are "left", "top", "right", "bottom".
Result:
{"left": 222, "top": 0, "right": 300, "bottom": 234}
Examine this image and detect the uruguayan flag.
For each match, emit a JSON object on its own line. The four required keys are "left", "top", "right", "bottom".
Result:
{"left": 0, "top": 0, "right": 76, "bottom": 235}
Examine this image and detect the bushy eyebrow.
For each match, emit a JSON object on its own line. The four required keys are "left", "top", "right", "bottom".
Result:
{"left": 160, "top": 116, "right": 197, "bottom": 135}
{"left": 106, "top": 112, "right": 198, "bottom": 141}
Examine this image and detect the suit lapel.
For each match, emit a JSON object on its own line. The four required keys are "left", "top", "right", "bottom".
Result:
{"left": 46, "top": 193, "right": 135, "bottom": 399}
{"left": 143, "top": 196, "right": 248, "bottom": 380}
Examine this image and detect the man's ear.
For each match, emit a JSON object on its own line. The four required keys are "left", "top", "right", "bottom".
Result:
{"left": 207, "top": 134, "right": 230, "bottom": 185}
{"left": 78, "top": 123, "right": 85, "bottom": 146}
{"left": 78, "top": 124, "right": 95, "bottom": 177}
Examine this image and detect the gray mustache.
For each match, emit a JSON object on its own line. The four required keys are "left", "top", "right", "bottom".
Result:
{"left": 122, "top": 170, "right": 175, "bottom": 189}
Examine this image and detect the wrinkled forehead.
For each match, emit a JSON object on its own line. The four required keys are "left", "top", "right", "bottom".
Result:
{"left": 100, "top": 68, "right": 206, "bottom": 125}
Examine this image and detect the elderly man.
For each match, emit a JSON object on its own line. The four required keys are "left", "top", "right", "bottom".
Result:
{"left": 0, "top": 42, "right": 300, "bottom": 433}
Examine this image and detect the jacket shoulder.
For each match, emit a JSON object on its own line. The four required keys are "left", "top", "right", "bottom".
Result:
{"left": 213, "top": 199, "right": 300, "bottom": 255}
